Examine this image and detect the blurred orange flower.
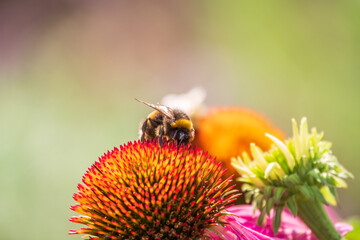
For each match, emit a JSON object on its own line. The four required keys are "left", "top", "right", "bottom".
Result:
{"left": 193, "top": 107, "right": 285, "bottom": 179}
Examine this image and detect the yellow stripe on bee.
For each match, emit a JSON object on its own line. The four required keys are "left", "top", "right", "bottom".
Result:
{"left": 148, "top": 111, "right": 158, "bottom": 119}
{"left": 170, "top": 119, "right": 193, "bottom": 130}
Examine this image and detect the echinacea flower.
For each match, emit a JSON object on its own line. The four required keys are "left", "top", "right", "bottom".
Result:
{"left": 70, "top": 140, "right": 243, "bottom": 239}
{"left": 194, "top": 107, "right": 285, "bottom": 183}
{"left": 232, "top": 117, "right": 353, "bottom": 240}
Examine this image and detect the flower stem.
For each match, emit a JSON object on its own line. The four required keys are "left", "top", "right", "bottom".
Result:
{"left": 295, "top": 195, "right": 341, "bottom": 240}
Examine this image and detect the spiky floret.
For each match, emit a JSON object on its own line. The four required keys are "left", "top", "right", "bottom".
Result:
{"left": 69, "top": 140, "right": 239, "bottom": 240}
{"left": 231, "top": 118, "right": 353, "bottom": 239}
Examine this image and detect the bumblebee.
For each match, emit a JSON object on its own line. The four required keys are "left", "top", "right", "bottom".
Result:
{"left": 136, "top": 98, "right": 195, "bottom": 148}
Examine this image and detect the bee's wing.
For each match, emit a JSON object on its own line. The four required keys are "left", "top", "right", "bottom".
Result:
{"left": 135, "top": 98, "right": 175, "bottom": 120}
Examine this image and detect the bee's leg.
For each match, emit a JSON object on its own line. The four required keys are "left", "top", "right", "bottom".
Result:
{"left": 177, "top": 140, "right": 181, "bottom": 150}
{"left": 177, "top": 132, "right": 185, "bottom": 150}
{"left": 172, "top": 129, "right": 178, "bottom": 139}
{"left": 159, "top": 125, "right": 164, "bottom": 147}
{"left": 172, "top": 130, "right": 181, "bottom": 150}
{"left": 140, "top": 120, "right": 148, "bottom": 142}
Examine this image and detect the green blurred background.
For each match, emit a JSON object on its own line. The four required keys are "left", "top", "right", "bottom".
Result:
{"left": 1, "top": 1, "right": 359, "bottom": 239}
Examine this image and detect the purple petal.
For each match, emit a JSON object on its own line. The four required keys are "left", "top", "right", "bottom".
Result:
{"left": 334, "top": 222, "right": 354, "bottom": 236}
{"left": 226, "top": 215, "right": 274, "bottom": 240}
{"left": 224, "top": 205, "right": 353, "bottom": 240}
{"left": 203, "top": 225, "right": 238, "bottom": 240}
{"left": 204, "top": 214, "right": 273, "bottom": 240}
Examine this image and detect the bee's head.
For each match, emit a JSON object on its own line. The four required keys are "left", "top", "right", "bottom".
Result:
{"left": 169, "top": 118, "right": 195, "bottom": 148}
{"left": 176, "top": 128, "right": 195, "bottom": 144}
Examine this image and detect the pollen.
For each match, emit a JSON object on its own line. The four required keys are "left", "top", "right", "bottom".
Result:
{"left": 69, "top": 140, "right": 239, "bottom": 239}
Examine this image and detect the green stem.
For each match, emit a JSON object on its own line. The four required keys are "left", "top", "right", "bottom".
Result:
{"left": 295, "top": 195, "right": 341, "bottom": 240}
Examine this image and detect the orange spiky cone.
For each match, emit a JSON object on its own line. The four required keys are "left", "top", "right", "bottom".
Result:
{"left": 69, "top": 140, "right": 239, "bottom": 239}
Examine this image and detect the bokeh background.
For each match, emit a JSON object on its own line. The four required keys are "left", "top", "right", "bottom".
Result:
{"left": 1, "top": 1, "right": 359, "bottom": 239}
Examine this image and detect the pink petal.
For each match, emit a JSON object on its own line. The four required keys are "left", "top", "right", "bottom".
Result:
{"left": 224, "top": 205, "right": 353, "bottom": 240}
{"left": 204, "top": 214, "right": 273, "bottom": 240}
